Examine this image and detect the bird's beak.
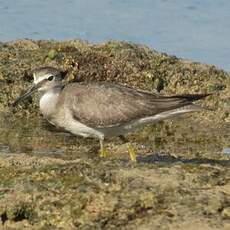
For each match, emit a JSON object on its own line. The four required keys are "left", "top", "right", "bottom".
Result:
{"left": 11, "top": 79, "right": 46, "bottom": 107}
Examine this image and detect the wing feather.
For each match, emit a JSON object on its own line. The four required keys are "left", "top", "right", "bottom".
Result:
{"left": 60, "top": 82, "right": 207, "bottom": 128}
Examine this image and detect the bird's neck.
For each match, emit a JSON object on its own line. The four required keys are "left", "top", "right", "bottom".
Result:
{"left": 39, "top": 86, "right": 63, "bottom": 119}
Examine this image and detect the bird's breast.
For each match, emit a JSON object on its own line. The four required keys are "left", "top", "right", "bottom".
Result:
{"left": 39, "top": 91, "right": 60, "bottom": 120}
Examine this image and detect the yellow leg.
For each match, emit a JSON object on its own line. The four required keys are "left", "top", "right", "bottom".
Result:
{"left": 127, "top": 143, "right": 137, "bottom": 162}
{"left": 99, "top": 139, "right": 108, "bottom": 158}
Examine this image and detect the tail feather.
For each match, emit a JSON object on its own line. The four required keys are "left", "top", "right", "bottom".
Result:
{"left": 136, "top": 103, "right": 212, "bottom": 126}
{"left": 149, "top": 93, "right": 211, "bottom": 112}
{"left": 167, "top": 93, "right": 211, "bottom": 102}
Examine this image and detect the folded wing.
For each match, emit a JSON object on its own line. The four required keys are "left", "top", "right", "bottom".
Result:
{"left": 63, "top": 82, "right": 209, "bottom": 128}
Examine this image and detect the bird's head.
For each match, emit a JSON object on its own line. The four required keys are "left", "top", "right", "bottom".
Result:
{"left": 12, "top": 66, "right": 67, "bottom": 107}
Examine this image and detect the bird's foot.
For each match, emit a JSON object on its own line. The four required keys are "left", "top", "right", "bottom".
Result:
{"left": 127, "top": 143, "right": 137, "bottom": 162}
{"left": 99, "top": 148, "right": 109, "bottom": 158}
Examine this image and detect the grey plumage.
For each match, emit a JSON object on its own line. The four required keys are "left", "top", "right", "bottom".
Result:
{"left": 33, "top": 66, "right": 67, "bottom": 80}
{"left": 58, "top": 82, "right": 209, "bottom": 128}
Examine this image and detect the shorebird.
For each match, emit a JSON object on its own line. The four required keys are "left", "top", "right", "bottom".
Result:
{"left": 12, "top": 66, "right": 210, "bottom": 161}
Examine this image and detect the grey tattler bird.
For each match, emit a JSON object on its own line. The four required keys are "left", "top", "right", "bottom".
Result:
{"left": 12, "top": 66, "right": 210, "bottom": 161}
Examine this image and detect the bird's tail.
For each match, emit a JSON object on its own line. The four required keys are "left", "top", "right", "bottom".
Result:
{"left": 166, "top": 93, "right": 212, "bottom": 102}
{"left": 152, "top": 93, "right": 212, "bottom": 112}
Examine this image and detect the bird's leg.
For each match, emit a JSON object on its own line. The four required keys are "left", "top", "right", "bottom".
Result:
{"left": 119, "top": 135, "right": 137, "bottom": 162}
{"left": 127, "top": 143, "right": 137, "bottom": 162}
{"left": 99, "top": 139, "right": 108, "bottom": 158}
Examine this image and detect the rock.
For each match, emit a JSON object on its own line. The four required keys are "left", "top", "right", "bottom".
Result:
{"left": 0, "top": 39, "right": 229, "bottom": 229}
{"left": 222, "top": 207, "right": 230, "bottom": 219}
{"left": 0, "top": 39, "right": 229, "bottom": 123}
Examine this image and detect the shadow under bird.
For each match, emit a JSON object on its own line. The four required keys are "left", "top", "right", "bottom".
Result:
{"left": 12, "top": 67, "right": 211, "bottom": 161}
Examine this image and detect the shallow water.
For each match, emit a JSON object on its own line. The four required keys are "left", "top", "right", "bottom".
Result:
{"left": 0, "top": 0, "right": 230, "bottom": 71}
{"left": 223, "top": 147, "right": 230, "bottom": 155}
{"left": 0, "top": 113, "right": 229, "bottom": 162}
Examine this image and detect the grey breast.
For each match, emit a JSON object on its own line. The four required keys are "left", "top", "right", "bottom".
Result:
{"left": 58, "top": 82, "right": 195, "bottom": 128}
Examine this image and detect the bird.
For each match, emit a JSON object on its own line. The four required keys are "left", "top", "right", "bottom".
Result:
{"left": 12, "top": 66, "right": 210, "bottom": 161}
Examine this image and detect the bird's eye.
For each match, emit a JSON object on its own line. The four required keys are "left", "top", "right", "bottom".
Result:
{"left": 48, "top": 76, "right": 54, "bottom": 81}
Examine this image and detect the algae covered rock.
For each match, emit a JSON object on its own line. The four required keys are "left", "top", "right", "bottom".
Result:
{"left": 0, "top": 39, "right": 229, "bottom": 123}
{"left": 0, "top": 40, "right": 229, "bottom": 229}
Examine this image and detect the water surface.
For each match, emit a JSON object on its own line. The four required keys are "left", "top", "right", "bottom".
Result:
{"left": 0, "top": 0, "right": 230, "bottom": 70}
{"left": 0, "top": 113, "right": 229, "bottom": 161}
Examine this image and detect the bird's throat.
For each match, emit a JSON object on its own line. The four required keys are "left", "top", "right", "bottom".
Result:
{"left": 39, "top": 87, "right": 62, "bottom": 119}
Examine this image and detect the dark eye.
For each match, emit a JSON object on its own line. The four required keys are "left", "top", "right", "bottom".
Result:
{"left": 48, "top": 76, "right": 54, "bottom": 81}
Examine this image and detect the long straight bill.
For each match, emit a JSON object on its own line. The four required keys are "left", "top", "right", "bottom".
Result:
{"left": 11, "top": 79, "right": 46, "bottom": 107}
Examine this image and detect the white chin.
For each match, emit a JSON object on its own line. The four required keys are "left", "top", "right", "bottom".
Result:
{"left": 38, "top": 87, "right": 47, "bottom": 92}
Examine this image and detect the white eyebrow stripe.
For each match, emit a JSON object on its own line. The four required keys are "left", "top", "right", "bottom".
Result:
{"left": 33, "top": 74, "right": 51, "bottom": 84}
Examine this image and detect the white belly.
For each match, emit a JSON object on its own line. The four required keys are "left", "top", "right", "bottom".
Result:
{"left": 58, "top": 112, "right": 105, "bottom": 140}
